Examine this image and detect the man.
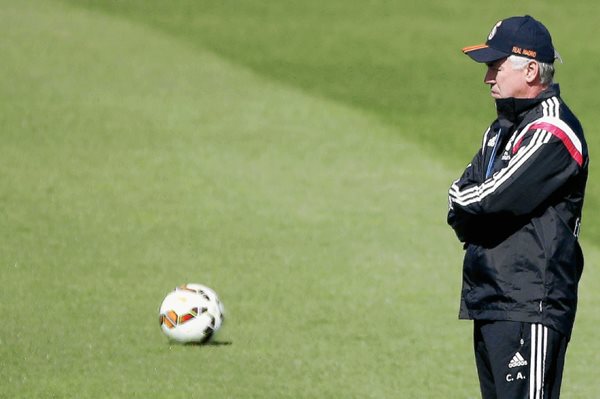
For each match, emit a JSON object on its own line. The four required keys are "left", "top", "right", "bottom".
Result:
{"left": 447, "top": 15, "right": 589, "bottom": 399}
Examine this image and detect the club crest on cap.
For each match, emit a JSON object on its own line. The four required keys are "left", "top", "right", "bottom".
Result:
{"left": 488, "top": 21, "right": 502, "bottom": 41}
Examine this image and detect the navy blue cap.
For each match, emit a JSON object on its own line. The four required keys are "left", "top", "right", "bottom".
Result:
{"left": 463, "top": 15, "right": 558, "bottom": 64}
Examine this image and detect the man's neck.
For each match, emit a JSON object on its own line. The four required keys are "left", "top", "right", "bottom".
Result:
{"left": 524, "top": 84, "right": 549, "bottom": 99}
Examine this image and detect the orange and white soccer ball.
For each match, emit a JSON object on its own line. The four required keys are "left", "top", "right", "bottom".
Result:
{"left": 159, "top": 284, "right": 225, "bottom": 344}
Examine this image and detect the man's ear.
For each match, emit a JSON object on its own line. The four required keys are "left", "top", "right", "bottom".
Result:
{"left": 525, "top": 61, "right": 540, "bottom": 84}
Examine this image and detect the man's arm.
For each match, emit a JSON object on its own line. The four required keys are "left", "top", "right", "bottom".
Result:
{"left": 447, "top": 139, "right": 488, "bottom": 242}
{"left": 449, "top": 117, "right": 584, "bottom": 218}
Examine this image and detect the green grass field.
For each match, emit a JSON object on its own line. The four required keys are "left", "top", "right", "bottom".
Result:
{"left": 1, "top": 0, "right": 599, "bottom": 397}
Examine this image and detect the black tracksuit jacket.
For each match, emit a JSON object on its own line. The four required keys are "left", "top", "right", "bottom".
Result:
{"left": 447, "top": 84, "right": 588, "bottom": 338}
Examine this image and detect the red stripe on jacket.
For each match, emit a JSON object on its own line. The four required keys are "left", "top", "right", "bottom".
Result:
{"left": 512, "top": 122, "right": 583, "bottom": 166}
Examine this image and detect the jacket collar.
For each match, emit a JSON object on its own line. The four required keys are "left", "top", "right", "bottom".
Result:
{"left": 495, "top": 84, "right": 560, "bottom": 124}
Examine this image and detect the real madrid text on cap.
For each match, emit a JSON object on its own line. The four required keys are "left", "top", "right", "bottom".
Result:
{"left": 462, "top": 15, "right": 560, "bottom": 64}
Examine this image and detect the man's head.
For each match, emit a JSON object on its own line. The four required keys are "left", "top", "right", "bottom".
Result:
{"left": 462, "top": 15, "right": 559, "bottom": 99}
{"left": 483, "top": 55, "right": 554, "bottom": 99}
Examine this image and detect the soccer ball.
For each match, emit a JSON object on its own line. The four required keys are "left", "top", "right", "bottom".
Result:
{"left": 159, "top": 283, "right": 225, "bottom": 344}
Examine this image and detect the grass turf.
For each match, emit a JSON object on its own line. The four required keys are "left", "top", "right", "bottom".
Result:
{"left": 1, "top": 0, "right": 598, "bottom": 397}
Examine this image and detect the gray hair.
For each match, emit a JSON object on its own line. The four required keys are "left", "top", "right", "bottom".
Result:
{"left": 509, "top": 55, "right": 555, "bottom": 85}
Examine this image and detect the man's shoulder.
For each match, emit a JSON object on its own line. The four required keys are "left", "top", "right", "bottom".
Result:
{"left": 525, "top": 94, "right": 584, "bottom": 136}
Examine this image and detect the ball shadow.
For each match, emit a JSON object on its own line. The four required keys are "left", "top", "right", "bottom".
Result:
{"left": 184, "top": 340, "right": 233, "bottom": 347}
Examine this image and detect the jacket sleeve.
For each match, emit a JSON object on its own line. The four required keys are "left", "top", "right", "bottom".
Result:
{"left": 447, "top": 138, "right": 487, "bottom": 242}
{"left": 448, "top": 117, "right": 585, "bottom": 219}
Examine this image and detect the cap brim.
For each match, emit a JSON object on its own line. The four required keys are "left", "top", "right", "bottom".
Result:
{"left": 462, "top": 44, "right": 509, "bottom": 63}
